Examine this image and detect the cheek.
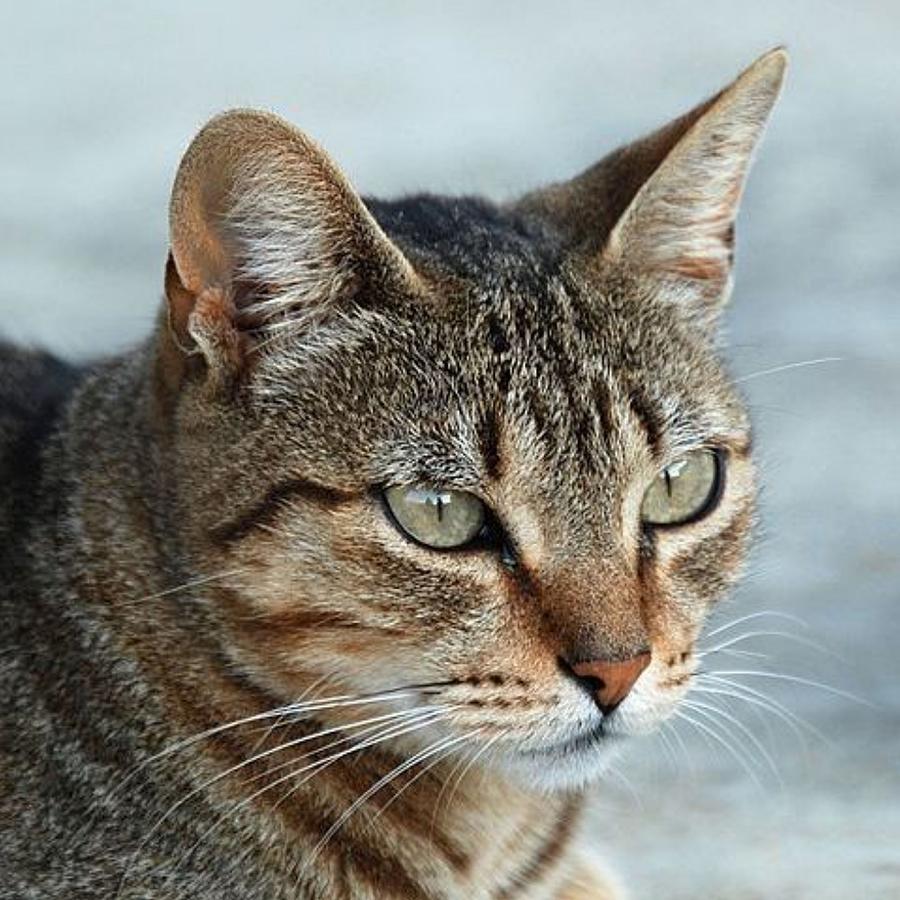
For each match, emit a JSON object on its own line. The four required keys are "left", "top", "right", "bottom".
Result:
{"left": 205, "top": 510, "right": 512, "bottom": 696}
{"left": 647, "top": 498, "right": 755, "bottom": 626}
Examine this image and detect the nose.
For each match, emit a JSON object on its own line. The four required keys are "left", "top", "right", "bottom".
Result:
{"left": 566, "top": 652, "right": 651, "bottom": 715}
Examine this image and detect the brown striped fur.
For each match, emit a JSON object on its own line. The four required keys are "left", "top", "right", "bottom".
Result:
{"left": 0, "top": 50, "right": 786, "bottom": 898}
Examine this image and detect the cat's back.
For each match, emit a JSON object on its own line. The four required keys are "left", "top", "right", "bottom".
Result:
{"left": 0, "top": 341, "right": 81, "bottom": 539}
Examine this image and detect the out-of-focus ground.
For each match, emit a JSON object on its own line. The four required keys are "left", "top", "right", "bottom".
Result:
{"left": 1, "top": 2, "right": 898, "bottom": 897}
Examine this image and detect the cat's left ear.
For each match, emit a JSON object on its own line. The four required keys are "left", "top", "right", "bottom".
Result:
{"left": 163, "top": 109, "right": 420, "bottom": 382}
{"left": 517, "top": 48, "right": 787, "bottom": 324}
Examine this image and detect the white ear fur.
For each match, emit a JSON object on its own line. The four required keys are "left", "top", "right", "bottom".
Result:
{"left": 603, "top": 48, "right": 787, "bottom": 315}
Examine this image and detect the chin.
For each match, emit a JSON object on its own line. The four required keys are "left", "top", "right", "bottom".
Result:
{"left": 492, "top": 727, "right": 627, "bottom": 793}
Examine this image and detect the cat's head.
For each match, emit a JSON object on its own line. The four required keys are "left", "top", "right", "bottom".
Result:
{"left": 156, "top": 49, "right": 786, "bottom": 790}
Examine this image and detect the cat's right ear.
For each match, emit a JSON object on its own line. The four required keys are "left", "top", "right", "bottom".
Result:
{"left": 164, "top": 109, "right": 419, "bottom": 383}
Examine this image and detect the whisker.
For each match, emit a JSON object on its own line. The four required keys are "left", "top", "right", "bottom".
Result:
{"left": 440, "top": 730, "right": 504, "bottom": 820}
{"left": 662, "top": 719, "right": 693, "bottom": 775}
{"left": 115, "top": 702, "right": 446, "bottom": 896}
{"left": 246, "top": 674, "right": 333, "bottom": 758}
{"left": 705, "top": 670, "right": 873, "bottom": 707}
{"left": 106, "top": 687, "right": 428, "bottom": 805}
{"left": 367, "top": 731, "right": 480, "bottom": 829}
{"left": 680, "top": 698, "right": 781, "bottom": 785}
{"left": 268, "top": 708, "right": 453, "bottom": 818}
{"left": 116, "top": 569, "right": 245, "bottom": 606}
{"left": 710, "top": 648, "right": 770, "bottom": 661}
{"left": 164, "top": 708, "right": 451, "bottom": 882}
{"left": 734, "top": 356, "right": 842, "bottom": 384}
{"left": 691, "top": 677, "right": 827, "bottom": 745}
{"left": 606, "top": 764, "right": 642, "bottom": 807}
{"left": 705, "top": 610, "right": 809, "bottom": 639}
{"left": 233, "top": 707, "right": 446, "bottom": 788}
{"left": 700, "top": 629, "right": 832, "bottom": 659}
{"left": 302, "top": 730, "right": 477, "bottom": 877}
{"left": 673, "top": 708, "right": 764, "bottom": 790}
{"left": 654, "top": 722, "right": 681, "bottom": 773}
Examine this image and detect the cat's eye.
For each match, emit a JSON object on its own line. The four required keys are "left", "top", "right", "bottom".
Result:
{"left": 640, "top": 449, "right": 722, "bottom": 526}
{"left": 383, "top": 486, "right": 486, "bottom": 549}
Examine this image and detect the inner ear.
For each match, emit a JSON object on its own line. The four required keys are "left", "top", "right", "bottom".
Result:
{"left": 164, "top": 109, "right": 418, "bottom": 376}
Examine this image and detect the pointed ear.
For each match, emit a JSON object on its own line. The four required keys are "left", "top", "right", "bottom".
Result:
{"left": 517, "top": 49, "right": 787, "bottom": 323}
{"left": 165, "top": 109, "right": 418, "bottom": 375}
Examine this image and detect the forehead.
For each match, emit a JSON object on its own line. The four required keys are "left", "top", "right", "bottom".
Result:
{"left": 253, "top": 220, "right": 745, "bottom": 505}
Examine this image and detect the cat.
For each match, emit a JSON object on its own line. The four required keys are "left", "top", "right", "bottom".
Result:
{"left": 0, "top": 47, "right": 786, "bottom": 899}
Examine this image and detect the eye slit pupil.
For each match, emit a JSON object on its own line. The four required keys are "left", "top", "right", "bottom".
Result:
{"left": 640, "top": 449, "right": 724, "bottom": 528}
{"left": 383, "top": 485, "right": 490, "bottom": 551}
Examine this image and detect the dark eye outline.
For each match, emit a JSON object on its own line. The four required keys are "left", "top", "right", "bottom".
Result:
{"left": 378, "top": 486, "right": 516, "bottom": 563}
{"left": 640, "top": 448, "right": 726, "bottom": 530}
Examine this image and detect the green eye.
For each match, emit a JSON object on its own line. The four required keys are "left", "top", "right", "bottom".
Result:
{"left": 641, "top": 450, "right": 722, "bottom": 526}
{"left": 384, "top": 486, "right": 486, "bottom": 549}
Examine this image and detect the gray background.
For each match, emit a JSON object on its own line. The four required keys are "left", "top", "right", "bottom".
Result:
{"left": 2, "top": 2, "right": 897, "bottom": 897}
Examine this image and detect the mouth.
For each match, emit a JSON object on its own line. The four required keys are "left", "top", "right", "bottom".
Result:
{"left": 523, "top": 719, "right": 618, "bottom": 759}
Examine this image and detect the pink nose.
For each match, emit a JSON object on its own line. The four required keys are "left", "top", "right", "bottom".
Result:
{"left": 571, "top": 652, "right": 651, "bottom": 714}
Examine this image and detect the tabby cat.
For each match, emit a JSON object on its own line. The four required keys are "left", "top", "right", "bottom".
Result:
{"left": 0, "top": 49, "right": 786, "bottom": 899}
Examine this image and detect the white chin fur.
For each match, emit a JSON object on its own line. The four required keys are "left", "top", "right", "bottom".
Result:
{"left": 492, "top": 737, "right": 625, "bottom": 793}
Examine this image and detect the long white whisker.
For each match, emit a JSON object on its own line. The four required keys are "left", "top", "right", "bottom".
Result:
{"left": 681, "top": 698, "right": 781, "bottom": 785}
{"left": 441, "top": 730, "right": 504, "bottom": 819}
{"left": 369, "top": 731, "right": 480, "bottom": 828}
{"left": 107, "top": 688, "right": 425, "bottom": 807}
{"left": 655, "top": 722, "right": 682, "bottom": 774}
{"left": 231, "top": 707, "right": 446, "bottom": 789}
{"left": 700, "top": 629, "right": 832, "bottom": 658}
{"left": 302, "top": 730, "right": 476, "bottom": 877}
{"left": 705, "top": 610, "right": 808, "bottom": 639}
{"left": 268, "top": 709, "right": 452, "bottom": 816}
{"left": 115, "top": 705, "right": 445, "bottom": 897}
{"left": 246, "top": 674, "right": 333, "bottom": 758}
{"left": 607, "top": 764, "right": 642, "bottom": 807}
{"left": 674, "top": 708, "right": 764, "bottom": 790}
{"left": 711, "top": 648, "right": 771, "bottom": 660}
{"left": 706, "top": 670, "right": 872, "bottom": 706}
{"left": 165, "top": 708, "right": 450, "bottom": 881}
{"left": 117, "top": 569, "right": 245, "bottom": 606}
{"left": 691, "top": 679, "right": 827, "bottom": 745}
{"left": 664, "top": 719, "right": 693, "bottom": 774}
{"left": 734, "top": 356, "right": 842, "bottom": 384}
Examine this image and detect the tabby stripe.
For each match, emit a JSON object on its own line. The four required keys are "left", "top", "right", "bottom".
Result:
{"left": 479, "top": 407, "right": 503, "bottom": 479}
{"left": 543, "top": 289, "right": 588, "bottom": 465}
{"left": 487, "top": 311, "right": 512, "bottom": 396}
{"left": 291, "top": 799, "right": 433, "bottom": 899}
{"left": 209, "top": 478, "right": 355, "bottom": 545}
{"left": 628, "top": 387, "right": 663, "bottom": 457}
{"left": 493, "top": 796, "right": 582, "bottom": 899}
{"left": 593, "top": 373, "right": 616, "bottom": 444}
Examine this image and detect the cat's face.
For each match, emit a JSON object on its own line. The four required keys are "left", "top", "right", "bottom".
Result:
{"left": 161, "top": 51, "right": 783, "bottom": 790}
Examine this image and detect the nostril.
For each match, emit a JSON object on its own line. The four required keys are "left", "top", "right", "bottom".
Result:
{"left": 557, "top": 656, "right": 606, "bottom": 697}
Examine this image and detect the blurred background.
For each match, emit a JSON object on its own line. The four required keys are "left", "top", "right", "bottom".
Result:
{"left": 2, "top": 2, "right": 897, "bottom": 897}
